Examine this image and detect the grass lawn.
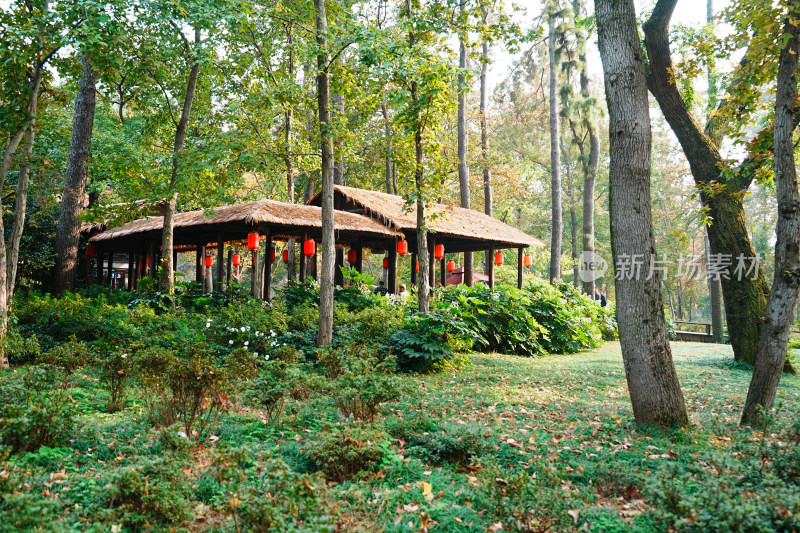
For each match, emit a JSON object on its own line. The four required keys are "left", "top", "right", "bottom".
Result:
{"left": 5, "top": 340, "right": 800, "bottom": 532}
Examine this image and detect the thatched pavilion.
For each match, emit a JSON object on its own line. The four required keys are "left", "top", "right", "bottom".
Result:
{"left": 84, "top": 187, "right": 542, "bottom": 297}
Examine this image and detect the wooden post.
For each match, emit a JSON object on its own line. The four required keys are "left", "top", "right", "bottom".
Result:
{"left": 263, "top": 229, "right": 272, "bottom": 300}
{"left": 172, "top": 248, "right": 178, "bottom": 274}
{"left": 197, "top": 245, "right": 206, "bottom": 292}
{"left": 429, "top": 236, "right": 436, "bottom": 289}
{"left": 127, "top": 252, "right": 134, "bottom": 290}
{"left": 488, "top": 245, "right": 495, "bottom": 288}
{"left": 106, "top": 252, "right": 113, "bottom": 286}
{"left": 147, "top": 241, "right": 156, "bottom": 277}
{"left": 299, "top": 231, "right": 307, "bottom": 282}
{"left": 355, "top": 242, "right": 363, "bottom": 273}
{"left": 251, "top": 235, "right": 261, "bottom": 298}
{"left": 334, "top": 246, "right": 344, "bottom": 286}
{"left": 440, "top": 254, "right": 446, "bottom": 288}
{"left": 226, "top": 250, "right": 232, "bottom": 285}
{"left": 388, "top": 243, "right": 398, "bottom": 294}
{"left": 216, "top": 233, "right": 224, "bottom": 290}
{"left": 517, "top": 247, "right": 524, "bottom": 289}
{"left": 411, "top": 251, "right": 417, "bottom": 286}
{"left": 95, "top": 247, "right": 104, "bottom": 284}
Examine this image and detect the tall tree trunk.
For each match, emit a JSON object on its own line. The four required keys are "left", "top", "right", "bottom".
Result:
{"left": 457, "top": 6, "right": 473, "bottom": 286}
{"left": 7, "top": 124, "right": 34, "bottom": 300}
{"left": 161, "top": 30, "right": 201, "bottom": 293}
{"left": 382, "top": 102, "right": 393, "bottom": 194}
{"left": 596, "top": 0, "right": 689, "bottom": 427}
{"left": 480, "top": 5, "right": 492, "bottom": 218}
{"left": 332, "top": 93, "right": 345, "bottom": 185}
{"left": 408, "top": 0, "right": 430, "bottom": 313}
{"left": 570, "top": 202, "right": 579, "bottom": 287}
{"left": 644, "top": 0, "right": 769, "bottom": 365}
{"left": 285, "top": 28, "right": 297, "bottom": 282}
{"left": 741, "top": 3, "right": 800, "bottom": 426}
{"left": 52, "top": 57, "right": 96, "bottom": 294}
{"left": 315, "top": 0, "right": 335, "bottom": 346}
{"left": 548, "top": 13, "right": 562, "bottom": 283}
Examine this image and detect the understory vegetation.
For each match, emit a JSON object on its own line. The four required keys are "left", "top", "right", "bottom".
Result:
{"left": 3, "top": 282, "right": 800, "bottom": 531}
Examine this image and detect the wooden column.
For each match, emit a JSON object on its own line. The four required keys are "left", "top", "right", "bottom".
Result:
{"left": 127, "top": 253, "right": 134, "bottom": 290}
{"left": 251, "top": 235, "right": 261, "bottom": 298}
{"left": 263, "top": 229, "right": 272, "bottom": 300}
{"left": 388, "top": 244, "right": 398, "bottom": 294}
{"left": 517, "top": 247, "right": 524, "bottom": 289}
{"left": 196, "top": 245, "right": 205, "bottom": 292}
{"left": 96, "top": 247, "right": 104, "bottom": 285}
{"left": 106, "top": 252, "right": 113, "bottom": 285}
{"left": 355, "top": 242, "right": 363, "bottom": 273}
{"left": 428, "top": 236, "right": 436, "bottom": 289}
{"left": 147, "top": 241, "right": 156, "bottom": 277}
{"left": 299, "top": 231, "right": 308, "bottom": 282}
{"left": 488, "top": 245, "right": 495, "bottom": 288}
{"left": 411, "top": 251, "right": 417, "bottom": 286}
{"left": 226, "top": 250, "right": 232, "bottom": 285}
{"left": 216, "top": 233, "right": 224, "bottom": 289}
{"left": 334, "top": 247, "right": 344, "bottom": 286}
{"left": 440, "top": 255, "right": 446, "bottom": 287}
{"left": 172, "top": 248, "right": 178, "bottom": 273}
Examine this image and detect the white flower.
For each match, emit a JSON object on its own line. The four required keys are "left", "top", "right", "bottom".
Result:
{"left": 271, "top": 331, "right": 276, "bottom": 337}
{"left": 253, "top": 352, "right": 258, "bottom": 357}
{"left": 240, "top": 326, "right": 246, "bottom": 332}
{"left": 244, "top": 341, "right": 249, "bottom": 346}
{"left": 229, "top": 340, "right": 234, "bottom": 345}
{"left": 206, "top": 323, "right": 210, "bottom": 328}
{"left": 246, "top": 326, "right": 251, "bottom": 330}
{"left": 264, "top": 354, "right": 270, "bottom": 361}
{"left": 120, "top": 354, "right": 128, "bottom": 359}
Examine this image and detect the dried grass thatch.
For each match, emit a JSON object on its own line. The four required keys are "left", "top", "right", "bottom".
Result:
{"left": 309, "top": 185, "right": 543, "bottom": 247}
{"left": 88, "top": 198, "right": 403, "bottom": 243}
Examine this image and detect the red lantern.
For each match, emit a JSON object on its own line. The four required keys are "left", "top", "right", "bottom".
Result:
{"left": 347, "top": 249, "right": 357, "bottom": 264}
{"left": 247, "top": 232, "right": 259, "bottom": 250}
{"left": 447, "top": 260, "right": 455, "bottom": 272}
{"left": 232, "top": 253, "right": 241, "bottom": 266}
{"left": 434, "top": 244, "right": 444, "bottom": 259}
{"left": 382, "top": 258, "right": 389, "bottom": 269}
{"left": 495, "top": 252, "right": 504, "bottom": 265}
{"left": 303, "top": 239, "right": 315, "bottom": 256}
{"left": 146, "top": 255, "right": 151, "bottom": 267}
{"left": 270, "top": 247, "right": 276, "bottom": 262}
{"left": 524, "top": 254, "right": 533, "bottom": 268}
{"left": 397, "top": 240, "right": 409, "bottom": 255}
{"left": 416, "top": 261, "right": 419, "bottom": 272}
{"left": 85, "top": 243, "right": 97, "bottom": 258}
{"left": 282, "top": 249, "right": 289, "bottom": 263}
{"left": 205, "top": 256, "right": 213, "bottom": 268}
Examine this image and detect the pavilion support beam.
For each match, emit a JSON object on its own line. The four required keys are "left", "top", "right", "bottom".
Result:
{"left": 226, "top": 250, "right": 232, "bottom": 286}
{"left": 196, "top": 245, "right": 205, "bottom": 293}
{"left": 334, "top": 247, "right": 344, "bottom": 286}
{"left": 172, "top": 248, "right": 178, "bottom": 275}
{"left": 127, "top": 253, "right": 134, "bottom": 290}
{"left": 299, "top": 231, "right": 308, "bottom": 282}
{"left": 355, "top": 242, "right": 363, "bottom": 273}
{"left": 440, "top": 255, "right": 446, "bottom": 288}
{"left": 488, "top": 245, "right": 495, "bottom": 288}
{"left": 106, "top": 252, "right": 113, "bottom": 286}
{"left": 429, "top": 236, "right": 436, "bottom": 290}
{"left": 216, "top": 233, "right": 224, "bottom": 290}
{"left": 251, "top": 234, "right": 260, "bottom": 299}
{"left": 96, "top": 247, "right": 104, "bottom": 285}
{"left": 411, "top": 251, "right": 417, "bottom": 286}
{"left": 148, "top": 241, "right": 156, "bottom": 277}
{"left": 388, "top": 244, "right": 398, "bottom": 294}
{"left": 517, "top": 247, "right": 524, "bottom": 289}
{"left": 263, "top": 228, "right": 272, "bottom": 300}
{"left": 131, "top": 252, "right": 139, "bottom": 289}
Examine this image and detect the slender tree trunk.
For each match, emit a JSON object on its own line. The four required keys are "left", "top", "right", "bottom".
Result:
{"left": 382, "top": 102, "right": 393, "bottom": 194}
{"left": 480, "top": 5, "right": 492, "bottom": 219}
{"left": 644, "top": 0, "right": 769, "bottom": 365}
{"left": 741, "top": 3, "right": 800, "bottom": 426}
{"left": 570, "top": 203, "right": 579, "bottom": 287}
{"left": 53, "top": 57, "right": 96, "bottom": 294}
{"left": 548, "top": 13, "right": 562, "bottom": 284}
{"left": 285, "top": 28, "right": 297, "bottom": 283}
{"left": 596, "top": 0, "right": 689, "bottom": 427}
{"left": 7, "top": 124, "right": 34, "bottom": 299}
{"left": 161, "top": 30, "right": 201, "bottom": 293}
{"left": 332, "top": 92, "right": 345, "bottom": 185}
{"left": 407, "top": 0, "right": 429, "bottom": 313}
{"left": 457, "top": 7, "right": 474, "bottom": 286}
{"left": 315, "top": 0, "right": 335, "bottom": 346}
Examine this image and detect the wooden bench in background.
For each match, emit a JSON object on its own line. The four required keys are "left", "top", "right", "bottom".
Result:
{"left": 673, "top": 321, "right": 714, "bottom": 343}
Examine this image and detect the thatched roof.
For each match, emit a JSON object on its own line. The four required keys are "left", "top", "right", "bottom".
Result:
{"left": 88, "top": 198, "right": 403, "bottom": 246}
{"left": 308, "top": 185, "right": 543, "bottom": 248}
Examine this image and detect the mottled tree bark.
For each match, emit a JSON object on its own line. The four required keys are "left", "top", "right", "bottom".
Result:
{"left": 741, "top": 2, "right": 800, "bottom": 426}
{"left": 457, "top": 6, "right": 473, "bottom": 286}
{"left": 548, "top": 13, "right": 562, "bottom": 283}
{"left": 480, "top": 5, "right": 492, "bottom": 219}
{"left": 596, "top": 0, "right": 689, "bottom": 427}
{"left": 644, "top": 0, "right": 769, "bottom": 365}
{"left": 315, "top": 0, "right": 335, "bottom": 345}
{"left": 53, "top": 58, "right": 96, "bottom": 294}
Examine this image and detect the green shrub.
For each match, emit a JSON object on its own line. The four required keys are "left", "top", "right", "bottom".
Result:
{"left": 243, "top": 360, "right": 304, "bottom": 424}
{"left": 96, "top": 456, "right": 192, "bottom": 529}
{"left": 2, "top": 326, "right": 40, "bottom": 365}
{"left": 404, "top": 422, "right": 490, "bottom": 466}
{"left": 0, "top": 463, "right": 62, "bottom": 531}
{"left": 330, "top": 352, "right": 405, "bottom": 421}
{"left": 96, "top": 350, "right": 132, "bottom": 412}
{"left": 303, "top": 421, "right": 389, "bottom": 482}
{"left": 0, "top": 366, "right": 73, "bottom": 454}
{"left": 287, "top": 301, "right": 319, "bottom": 333}
{"left": 391, "top": 311, "right": 472, "bottom": 372}
{"left": 38, "top": 334, "right": 90, "bottom": 382}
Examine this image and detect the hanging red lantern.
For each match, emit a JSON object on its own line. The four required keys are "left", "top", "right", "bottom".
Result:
{"left": 85, "top": 243, "right": 97, "bottom": 258}
{"left": 205, "top": 256, "right": 213, "bottom": 268}
{"left": 232, "top": 253, "right": 241, "bottom": 266}
{"left": 415, "top": 261, "right": 419, "bottom": 272}
{"left": 270, "top": 247, "right": 276, "bottom": 262}
{"left": 397, "top": 240, "right": 409, "bottom": 255}
{"left": 434, "top": 244, "right": 444, "bottom": 259}
{"left": 524, "top": 254, "right": 533, "bottom": 268}
{"left": 447, "top": 260, "right": 455, "bottom": 272}
{"left": 495, "top": 252, "right": 504, "bottom": 265}
{"left": 303, "top": 239, "right": 315, "bottom": 256}
{"left": 282, "top": 249, "right": 289, "bottom": 263}
{"left": 247, "top": 232, "right": 259, "bottom": 250}
{"left": 347, "top": 249, "right": 357, "bottom": 264}
{"left": 146, "top": 255, "right": 151, "bottom": 267}
{"left": 382, "top": 257, "right": 389, "bottom": 269}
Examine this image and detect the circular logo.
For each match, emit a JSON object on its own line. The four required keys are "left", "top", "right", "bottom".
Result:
{"left": 579, "top": 250, "right": 608, "bottom": 283}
